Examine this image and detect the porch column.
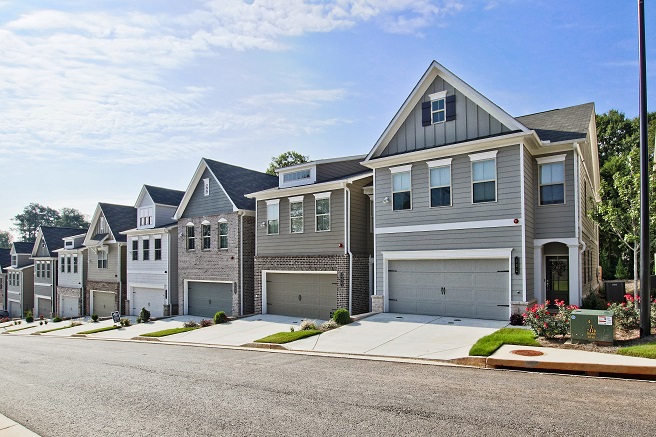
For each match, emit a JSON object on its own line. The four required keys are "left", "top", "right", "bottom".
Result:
{"left": 534, "top": 245, "right": 543, "bottom": 303}
{"left": 568, "top": 244, "right": 581, "bottom": 306}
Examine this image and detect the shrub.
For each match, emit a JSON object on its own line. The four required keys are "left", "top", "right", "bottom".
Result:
{"left": 509, "top": 313, "right": 524, "bottom": 326}
{"left": 319, "top": 320, "right": 339, "bottom": 332}
{"left": 199, "top": 319, "right": 214, "bottom": 327}
{"left": 523, "top": 300, "right": 578, "bottom": 338}
{"left": 183, "top": 320, "right": 199, "bottom": 328}
{"left": 136, "top": 317, "right": 142, "bottom": 323}
{"left": 213, "top": 311, "right": 228, "bottom": 324}
{"left": 582, "top": 291, "right": 607, "bottom": 310}
{"left": 139, "top": 307, "right": 151, "bottom": 323}
{"left": 53, "top": 316, "right": 62, "bottom": 323}
{"left": 44, "top": 320, "right": 48, "bottom": 325}
{"left": 332, "top": 308, "right": 352, "bottom": 325}
{"left": 608, "top": 294, "right": 640, "bottom": 330}
{"left": 91, "top": 314, "right": 99, "bottom": 322}
{"left": 39, "top": 321, "right": 43, "bottom": 326}
{"left": 299, "top": 320, "right": 317, "bottom": 331}
{"left": 289, "top": 326, "right": 295, "bottom": 332}
{"left": 0, "top": 317, "right": 9, "bottom": 323}
{"left": 119, "top": 318, "right": 131, "bottom": 327}
{"left": 25, "top": 310, "right": 34, "bottom": 323}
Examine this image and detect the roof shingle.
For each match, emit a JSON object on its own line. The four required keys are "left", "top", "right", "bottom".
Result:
{"left": 144, "top": 185, "right": 185, "bottom": 207}
{"left": 515, "top": 102, "right": 594, "bottom": 143}
{"left": 39, "top": 226, "right": 88, "bottom": 257}
{"left": 99, "top": 203, "right": 138, "bottom": 243}
{"left": 204, "top": 159, "right": 278, "bottom": 210}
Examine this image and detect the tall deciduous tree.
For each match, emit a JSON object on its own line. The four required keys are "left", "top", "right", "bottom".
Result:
{"left": 12, "top": 203, "right": 60, "bottom": 242}
{"left": 265, "top": 151, "right": 309, "bottom": 175}
{"left": 0, "top": 230, "right": 12, "bottom": 249}
{"left": 55, "top": 208, "right": 90, "bottom": 229}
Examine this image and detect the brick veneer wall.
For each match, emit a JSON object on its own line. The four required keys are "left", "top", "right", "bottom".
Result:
{"left": 254, "top": 254, "right": 370, "bottom": 316}
{"left": 84, "top": 280, "right": 127, "bottom": 315}
{"left": 177, "top": 213, "right": 254, "bottom": 316}
{"left": 57, "top": 286, "right": 82, "bottom": 316}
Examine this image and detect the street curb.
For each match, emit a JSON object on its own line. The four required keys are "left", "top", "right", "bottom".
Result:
{"left": 131, "top": 336, "right": 160, "bottom": 342}
{"left": 0, "top": 412, "right": 40, "bottom": 436}
{"left": 241, "top": 342, "right": 287, "bottom": 350}
{"left": 485, "top": 355, "right": 656, "bottom": 378}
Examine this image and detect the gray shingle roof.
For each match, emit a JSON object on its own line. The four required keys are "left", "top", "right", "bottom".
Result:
{"left": 39, "top": 226, "right": 88, "bottom": 257}
{"left": 144, "top": 185, "right": 185, "bottom": 207}
{"left": 0, "top": 248, "right": 10, "bottom": 270}
{"left": 12, "top": 242, "right": 34, "bottom": 254}
{"left": 204, "top": 158, "right": 278, "bottom": 210}
{"left": 99, "top": 203, "right": 138, "bottom": 243}
{"left": 516, "top": 102, "right": 594, "bottom": 143}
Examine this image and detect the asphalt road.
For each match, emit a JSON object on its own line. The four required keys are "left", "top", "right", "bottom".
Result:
{"left": 1, "top": 336, "right": 655, "bottom": 436}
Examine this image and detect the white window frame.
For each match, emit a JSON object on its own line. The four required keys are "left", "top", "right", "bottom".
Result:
{"left": 154, "top": 238, "right": 162, "bottom": 260}
{"left": 266, "top": 199, "right": 280, "bottom": 235}
{"left": 132, "top": 239, "right": 139, "bottom": 261}
{"left": 470, "top": 151, "right": 498, "bottom": 204}
{"left": 428, "top": 90, "right": 447, "bottom": 125}
{"left": 203, "top": 178, "right": 210, "bottom": 196}
{"left": 142, "top": 238, "right": 150, "bottom": 260}
{"left": 11, "top": 255, "right": 16, "bottom": 267}
{"left": 537, "top": 154, "right": 567, "bottom": 206}
{"left": 73, "top": 254, "right": 78, "bottom": 273}
{"left": 390, "top": 164, "right": 412, "bottom": 211}
{"left": 66, "top": 255, "right": 72, "bottom": 273}
{"left": 427, "top": 158, "right": 452, "bottom": 208}
{"left": 314, "top": 192, "right": 331, "bottom": 232}
{"left": 201, "top": 221, "right": 211, "bottom": 250}
{"left": 289, "top": 196, "right": 304, "bottom": 234}
{"left": 279, "top": 166, "right": 317, "bottom": 188}
{"left": 45, "top": 261, "right": 50, "bottom": 278}
{"left": 60, "top": 256, "right": 65, "bottom": 272}
{"left": 97, "top": 249, "right": 108, "bottom": 269}
{"left": 186, "top": 223, "right": 195, "bottom": 251}
{"left": 138, "top": 206, "right": 153, "bottom": 226}
{"left": 218, "top": 222, "right": 228, "bottom": 249}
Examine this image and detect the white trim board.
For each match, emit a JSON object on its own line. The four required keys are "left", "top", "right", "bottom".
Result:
{"left": 382, "top": 248, "right": 512, "bottom": 260}
{"left": 375, "top": 218, "right": 520, "bottom": 235}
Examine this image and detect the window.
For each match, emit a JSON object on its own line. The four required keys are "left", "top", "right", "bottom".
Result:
{"left": 369, "top": 198, "right": 374, "bottom": 233}
{"left": 202, "top": 223, "right": 211, "bottom": 250}
{"left": 60, "top": 256, "right": 65, "bottom": 272}
{"left": 390, "top": 165, "right": 412, "bottom": 211}
{"left": 132, "top": 240, "right": 138, "bottom": 261}
{"left": 97, "top": 250, "right": 107, "bottom": 269}
{"left": 470, "top": 152, "right": 497, "bottom": 203}
{"left": 67, "top": 255, "right": 72, "bottom": 273}
{"left": 186, "top": 224, "right": 195, "bottom": 250}
{"left": 219, "top": 223, "right": 228, "bottom": 249}
{"left": 289, "top": 197, "right": 303, "bottom": 234}
{"left": 315, "top": 193, "right": 331, "bottom": 232}
{"left": 431, "top": 98, "right": 445, "bottom": 124}
{"left": 45, "top": 261, "right": 50, "bottom": 278}
{"left": 539, "top": 161, "right": 565, "bottom": 205}
{"left": 98, "top": 216, "right": 107, "bottom": 234}
{"left": 35, "top": 262, "right": 41, "bottom": 278}
{"left": 428, "top": 159, "right": 452, "bottom": 207}
{"left": 11, "top": 255, "right": 16, "bottom": 267}
{"left": 267, "top": 200, "right": 279, "bottom": 235}
{"left": 73, "top": 254, "right": 78, "bottom": 273}
{"left": 154, "top": 238, "right": 162, "bottom": 260}
{"left": 143, "top": 238, "right": 150, "bottom": 260}
{"left": 283, "top": 169, "right": 311, "bottom": 183}
{"left": 138, "top": 207, "right": 153, "bottom": 226}
{"left": 203, "top": 178, "right": 210, "bottom": 196}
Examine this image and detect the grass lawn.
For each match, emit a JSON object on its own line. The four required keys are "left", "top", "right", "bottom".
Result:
{"left": 140, "top": 327, "right": 199, "bottom": 337}
{"left": 78, "top": 325, "right": 121, "bottom": 335}
{"left": 255, "top": 330, "right": 321, "bottom": 344}
{"left": 4, "top": 325, "right": 38, "bottom": 333}
{"left": 35, "top": 323, "right": 82, "bottom": 334}
{"left": 469, "top": 328, "right": 541, "bottom": 357}
{"left": 617, "top": 342, "right": 656, "bottom": 359}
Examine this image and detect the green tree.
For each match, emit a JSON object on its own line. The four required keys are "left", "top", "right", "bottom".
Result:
{"left": 0, "top": 230, "right": 12, "bottom": 249}
{"left": 265, "top": 151, "right": 309, "bottom": 175}
{"left": 12, "top": 203, "right": 61, "bottom": 242}
{"left": 54, "top": 208, "right": 90, "bottom": 229}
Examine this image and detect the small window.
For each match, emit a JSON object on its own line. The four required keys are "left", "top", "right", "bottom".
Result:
{"left": 267, "top": 201, "right": 279, "bottom": 235}
{"left": 45, "top": 261, "right": 50, "bottom": 278}
{"left": 429, "top": 165, "right": 451, "bottom": 207}
{"left": 73, "top": 254, "right": 78, "bottom": 273}
{"left": 539, "top": 162, "right": 565, "bottom": 205}
{"left": 132, "top": 240, "right": 138, "bottom": 261}
{"left": 392, "top": 171, "right": 411, "bottom": 211}
{"left": 154, "top": 239, "right": 162, "bottom": 260}
{"left": 219, "top": 223, "right": 228, "bottom": 249}
{"left": 290, "top": 198, "right": 303, "bottom": 234}
{"left": 60, "top": 256, "right": 65, "bottom": 272}
{"left": 202, "top": 223, "right": 211, "bottom": 250}
{"left": 472, "top": 159, "right": 496, "bottom": 203}
{"left": 315, "top": 194, "right": 330, "bottom": 232}
{"left": 143, "top": 239, "right": 150, "bottom": 260}
{"left": 97, "top": 250, "right": 107, "bottom": 269}
{"left": 186, "top": 225, "right": 195, "bottom": 250}
{"left": 283, "top": 169, "right": 311, "bottom": 183}
{"left": 431, "top": 98, "right": 445, "bottom": 124}
{"left": 203, "top": 178, "right": 210, "bottom": 196}
{"left": 67, "top": 255, "right": 72, "bottom": 273}
{"left": 138, "top": 207, "right": 153, "bottom": 226}
{"left": 11, "top": 255, "right": 17, "bottom": 267}
{"left": 35, "top": 262, "right": 40, "bottom": 278}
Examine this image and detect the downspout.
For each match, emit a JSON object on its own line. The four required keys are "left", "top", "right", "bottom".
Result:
{"left": 117, "top": 243, "right": 122, "bottom": 316}
{"left": 239, "top": 211, "right": 244, "bottom": 316}
{"left": 573, "top": 143, "right": 585, "bottom": 301}
{"left": 345, "top": 185, "right": 353, "bottom": 314}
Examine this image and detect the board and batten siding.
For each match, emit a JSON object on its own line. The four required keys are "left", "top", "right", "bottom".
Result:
{"left": 378, "top": 75, "right": 511, "bottom": 158}
{"left": 256, "top": 189, "right": 345, "bottom": 257}
{"left": 533, "top": 152, "right": 576, "bottom": 239}
{"left": 375, "top": 144, "right": 522, "bottom": 229}
{"left": 87, "top": 244, "right": 121, "bottom": 283}
{"left": 349, "top": 178, "right": 373, "bottom": 256}
{"left": 523, "top": 146, "right": 535, "bottom": 302}
{"left": 182, "top": 168, "right": 234, "bottom": 218}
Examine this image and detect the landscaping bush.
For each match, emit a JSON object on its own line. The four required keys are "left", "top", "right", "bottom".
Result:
{"left": 199, "top": 319, "right": 213, "bottom": 327}
{"left": 0, "top": 317, "right": 9, "bottom": 323}
{"left": 25, "top": 310, "right": 34, "bottom": 323}
{"left": 139, "top": 307, "right": 151, "bottom": 323}
{"left": 91, "top": 314, "right": 99, "bottom": 322}
{"left": 607, "top": 294, "right": 640, "bottom": 330}
{"left": 136, "top": 317, "right": 142, "bottom": 323}
{"left": 299, "top": 320, "right": 317, "bottom": 331}
{"left": 523, "top": 300, "right": 578, "bottom": 338}
{"left": 582, "top": 290, "right": 607, "bottom": 310}
{"left": 53, "top": 316, "right": 62, "bottom": 323}
{"left": 332, "top": 308, "right": 352, "bottom": 325}
{"left": 119, "top": 318, "right": 131, "bottom": 327}
{"left": 319, "top": 320, "right": 338, "bottom": 332}
{"left": 509, "top": 313, "right": 524, "bottom": 326}
{"left": 213, "top": 311, "right": 228, "bottom": 324}
{"left": 183, "top": 320, "right": 199, "bottom": 328}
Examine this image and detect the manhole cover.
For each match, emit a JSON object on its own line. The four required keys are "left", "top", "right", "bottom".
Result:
{"left": 510, "top": 349, "right": 544, "bottom": 357}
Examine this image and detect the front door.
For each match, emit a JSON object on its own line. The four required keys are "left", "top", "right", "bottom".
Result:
{"left": 546, "top": 256, "right": 569, "bottom": 305}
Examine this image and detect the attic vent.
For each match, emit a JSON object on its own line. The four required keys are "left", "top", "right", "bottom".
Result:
{"left": 283, "top": 169, "right": 311, "bottom": 183}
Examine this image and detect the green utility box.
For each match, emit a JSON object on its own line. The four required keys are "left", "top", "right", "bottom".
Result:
{"left": 570, "top": 309, "right": 615, "bottom": 344}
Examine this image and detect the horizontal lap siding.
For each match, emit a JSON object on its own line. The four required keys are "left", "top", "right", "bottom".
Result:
{"left": 523, "top": 146, "right": 535, "bottom": 302}
{"left": 87, "top": 244, "right": 120, "bottom": 283}
{"left": 127, "top": 233, "right": 171, "bottom": 288}
{"left": 534, "top": 152, "right": 575, "bottom": 239}
{"left": 57, "top": 251, "right": 84, "bottom": 288}
{"left": 183, "top": 168, "right": 234, "bottom": 218}
{"left": 349, "top": 178, "right": 373, "bottom": 256}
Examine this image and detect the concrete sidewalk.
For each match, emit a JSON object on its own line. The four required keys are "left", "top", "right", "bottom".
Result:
{"left": 0, "top": 413, "right": 39, "bottom": 436}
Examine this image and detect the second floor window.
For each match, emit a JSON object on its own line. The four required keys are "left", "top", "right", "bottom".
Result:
{"left": 143, "top": 239, "right": 150, "bottom": 260}
{"left": 61, "top": 256, "right": 65, "bottom": 272}
{"left": 154, "top": 238, "right": 162, "bottom": 260}
{"left": 138, "top": 207, "right": 153, "bottom": 226}
{"left": 45, "top": 261, "right": 50, "bottom": 278}
{"left": 132, "top": 240, "right": 138, "bottom": 261}
{"left": 472, "top": 158, "right": 496, "bottom": 203}
{"left": 392, "top": 170, "right": 411, "bottom": 211}
{"left": 11, "top": 255, "right": 17, "bottom": 267}
{"left": 539, "top": 161, "right": 565, "bottom": 205}
{"left": 66, "top": 255, "right": 72, "bottom": 273}
{"left": 290, "top": 198, "right": 303, "bottom": 234}
{"left": 187, "top": 225, "right": 195, "bottom": 250}
{"left": 429, "top": 165, "right": 451, "bottom": 207}
{"left": 97, "top": 250, "right": 107, "bottom": 269}
{"left": 267, "top": 201, "right": 279, "bottom": 235}
{"left": 315, "top": 194, "right": 330, "bottom": 232}
{"left": 73, "top": 254, "right": 78, "bottom": 273}
{"left": 219, "top": 223, "right": 228, "bottom": 249}
{"left": 202, "top": 223, "right": 211, "bottom": 250}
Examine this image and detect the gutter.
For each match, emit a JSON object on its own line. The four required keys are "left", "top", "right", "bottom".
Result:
{"left": 345, "top": 185, "right": 353, "bottom": 314}
{"left": 118, "top": 243, "right": 123, "bottom": 316}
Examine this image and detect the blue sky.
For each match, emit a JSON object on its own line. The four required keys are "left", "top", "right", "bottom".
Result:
{"left": 0, "top": 0, "right": 654, "bottom": 238}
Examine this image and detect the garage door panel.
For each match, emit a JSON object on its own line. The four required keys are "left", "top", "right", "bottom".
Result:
{"left": 132, "top": 288, "right": 165, "bottom": 318}
{"left": 9, "top": 301, "right": 21, "bottom": 318}
{"left": 266, "top": 273, "right": 336, "bottom": 320}
{"left": 188, "top": 282, "right": 232, "bottom": 318}
{"left": 61, "top": 296, "right": 79, "bottom": 318}
{"left": 36, "top": 298, "right": 51, "bottom": 319}
{"left": 93, "top": 291, "right": 117, "bottom": 317}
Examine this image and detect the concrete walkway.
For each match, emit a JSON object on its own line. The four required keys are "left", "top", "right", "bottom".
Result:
{"left": 0, "top": 413, "right": 39, "bottom": 436}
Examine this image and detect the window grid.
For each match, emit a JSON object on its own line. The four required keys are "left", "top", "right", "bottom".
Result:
{"left": 290, "top": 201, "right": 303, "bottom": 234}
{"left": 132, "top": 240, "right": 138, "bottom": 261}
{"left": 154, "top": 239, "right": 162, "bottom": 260}
{"left": 202, "top": 224, "right": 211, "bottom": 250}
{"left": 219, "top": 223, "right": 228, "bottom": 249}
{"left": 267, "top": 203, "right": 279, "bottom": 235}
{"left": 539, "top": 162, "right": 565, "bottom": 205}
{"left": 472, "top": 159, "right": 496, "bottom": 203}
{"left": 392, "top": 171, "right": 411, "bottom": 211}
{"left": 431, "top": 98, "right": 445, "bottom": 124}
{"left": 429, "top": 166, "right": 451, "bottom": 207}
{"left": 315, "top": 198, "right": 330, "bottom": 232}
{"left": 187, "top": 225, "right": 195, "bottom": 250}
{"left": 143, "top": 239, "right": 150, "bottom": 260}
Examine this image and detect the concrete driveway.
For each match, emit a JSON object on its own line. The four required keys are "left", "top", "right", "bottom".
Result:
{"left": 286, "top": 313, "right": 508, "bottom": 360}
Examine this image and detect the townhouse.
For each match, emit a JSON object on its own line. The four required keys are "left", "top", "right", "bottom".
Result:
{"left": 55, "top": 232, "right": 88, "bottom": 318}
{"left": 5, "top": 242, "right": 35, "bottom": 318}
{"left": 360, "top": 61, "right": 600, "bottom": 320}
{"left": 122, "top": 185, "right": 184, "bottom": 318}
{"left": 247, "top": 156, "right": 373, "bottom": 319}
{"left": 173, "top": 158, "right": 278, "bottom": 318}
{"left": 0, "top": 248, "right": 9, "bottom": 311}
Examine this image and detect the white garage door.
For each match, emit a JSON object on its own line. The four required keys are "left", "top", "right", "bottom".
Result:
{"left": 266, "top": 273, "right": 338, "bottom": 320}
{"left": 36, "top": 297, "right": 52, "bottom": 319}
{"left": 92, "top": 290, "right": 117, "bottom": 317}
{"left": 9, "top": 300, "right": 21, "bottom": 318}
{"left": 61, "top": 296, "right": 80, "bottom": 318}
{"left": 388, "top": 259, "right": 509, "bottom": 320}
{"left": 132, "top": 287, "right": 165, "bottom": 318}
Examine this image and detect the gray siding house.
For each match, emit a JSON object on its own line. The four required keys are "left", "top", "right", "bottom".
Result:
{"left": 247, "top": 156, "right": 373, "bottom": 320}
{"left": 173, "top": 158, "right": 278, "bottom": 318}
{"left": 83, "top": 203, "right": 137, "bottom": 317}
{"left": 362, "top": 60, "right": 600, "bottom": 320}
{"left": 31, "top": 226, "right": 88, "bottom": 318}
{"left": 0, "top": 248, "right": 10, "bottom": 311}
{"left": 5, "top": 242, "right": 35, "bottom": 318}
{"left": 122, "top": 185, "right": 184, "bottom": 318}
{"left": 55, "top": 233, "right": 88, "bottom": 318}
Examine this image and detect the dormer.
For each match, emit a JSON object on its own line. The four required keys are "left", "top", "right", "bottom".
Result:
{"left": 277, "top": 164, "right": 317, "bottom": 188}
{"left": 133, "top": 185, "right": 185, "bottom": 229}
{"left": 276, "top": 155, "right": 368, "bottom": 189}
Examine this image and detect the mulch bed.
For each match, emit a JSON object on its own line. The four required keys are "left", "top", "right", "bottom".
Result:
{"left": 535, "top": 327, "right": 656, "bottom": 354}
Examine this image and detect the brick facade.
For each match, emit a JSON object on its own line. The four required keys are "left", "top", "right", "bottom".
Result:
{"left": 57, "top": 286, "right": 82, "bottom": 316}
{"left": 85, "top": 280, "right": 127, "bottom": 315}
{"left": 254, "top": 254, "right": 370, "bottom": 316}
{"left": 177, "top": 213, "right": 254, "bottom": 316}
